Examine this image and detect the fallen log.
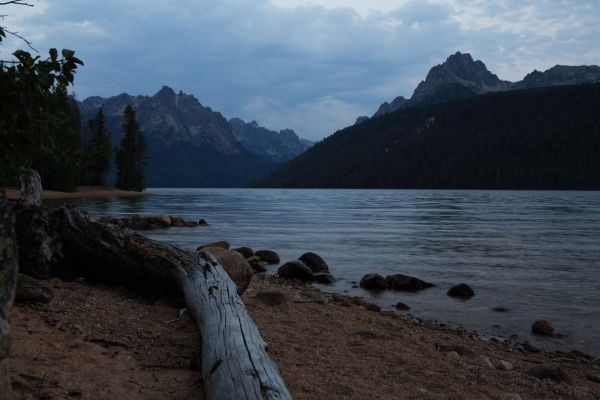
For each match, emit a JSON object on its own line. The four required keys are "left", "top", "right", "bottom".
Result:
{"left": 0, "top": 195, "right": 19, "bottom": 397}
{"left": 13, "top": 205, "right": 291, "bottom": 399}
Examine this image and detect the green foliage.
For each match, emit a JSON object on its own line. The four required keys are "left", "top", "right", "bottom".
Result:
{"left": 0, "top": 47, "right": 84, "bottom": 190}
{"left": 82, "top": 109, "right": 113, "bottom": 186}
{"left": 115, "top": 105, "right": 147, "bottom": 191}
{"left": 256, "top": 84, "right": 600, "bottom": 189}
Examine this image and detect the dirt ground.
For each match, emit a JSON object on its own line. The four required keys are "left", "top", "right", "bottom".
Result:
{"left": 9, "top": 275, "right": 600, "bottom": 400}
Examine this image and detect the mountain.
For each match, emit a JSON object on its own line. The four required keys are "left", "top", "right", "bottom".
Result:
{"left": 373, "top": 96, "right": 408, "bottom": 117}
{"left": 371, "top": 52, "right": 600, "bottom": 117}
{"left": 80, "top": 86, "right": 277, "bottom": 187}
{"left": 229, "top": 118, "right": 312, "bottom": 163}
{"left": 254, "top": 84, "right": 600, "bottom": 189}
{"left": 515, "top": 65, "right": 600, "bottom": 89}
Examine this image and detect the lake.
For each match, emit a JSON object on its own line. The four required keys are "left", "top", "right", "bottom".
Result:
{"left": 65, "top": 188, "right": 600, "bottom": 355}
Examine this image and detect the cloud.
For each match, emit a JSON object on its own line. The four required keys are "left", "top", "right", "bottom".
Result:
{"left": 1, "top": 0, "right": 599, "bottom": 140}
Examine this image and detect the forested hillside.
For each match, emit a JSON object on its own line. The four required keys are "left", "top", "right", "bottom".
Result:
{"left": 255, "top": 84, "right": 600, "bottom": 189}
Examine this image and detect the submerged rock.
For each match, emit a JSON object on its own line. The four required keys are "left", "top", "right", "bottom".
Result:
{"left": 531, "top": 320, "right": 554, "bottom": 336}
{"left": 395, "top": 302, "right": 410, "bottom": 311}
{"left": 359, "top": 274, "right": 386, "bottom": 290}
{"left": 255, "top": 250, "right": 280, "bottom": 265}
{"left": 298, "top": 252, "right": 329, "bottom": 273}
{"left": 278, "top": 260, "right": 314, "bottom": 281}
{"left": 385, "top": 274, "right": 434, "bottom": 292}
{"left": 447, "top": 283, "right": 475, "bottom": 299}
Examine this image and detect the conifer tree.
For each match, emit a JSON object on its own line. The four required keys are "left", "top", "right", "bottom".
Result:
{"left": 115, "top": 105, "right": 147, "bottom": 191}
{"left": 83, "top": 109, "right": 112, "bottom": 186}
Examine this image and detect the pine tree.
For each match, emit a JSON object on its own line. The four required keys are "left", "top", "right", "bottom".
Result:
{"left": 115, "top": 105, "right": 147, "bottom": 191}
{"left": 83, "top": 109, "right": 112, "bottom": 186}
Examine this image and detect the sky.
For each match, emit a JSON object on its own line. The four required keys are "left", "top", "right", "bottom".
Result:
{"left": 2, "top": 0, "right": 599, "bottom": 140}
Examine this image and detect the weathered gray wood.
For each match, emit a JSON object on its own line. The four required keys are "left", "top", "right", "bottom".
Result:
{"left": 0, "top": 195, "right": 19, "bottom": 398}
{"left": 19, "top": 169, "right": 42, "bottom": 206}
{"left": 13, "top": 205, "right": 291, "bottom": 399}
{"left": 175, "top": 252, "right": 292, "bottom": 400}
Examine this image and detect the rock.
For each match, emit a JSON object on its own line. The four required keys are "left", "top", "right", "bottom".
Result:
{"left": 447, "top": 351, "right": 460, "bottom": 361}
{"left": 233, "top": 246, "right": 254, "bottom": 259}
{"left": 480, "top": 356, "right": 494, "bottom": 368}
{"left": 171, "top": 216, "right": 200, "bottom": 227}
{"left": 278, "top": 260, "right": 314, "bottom": 281}
{"left": 447, "top": 283, "right": 475, "bottom": 299}
{"left": 500, "top": 394, "right": 522, "bottom": 400}
{"left": 527, "top": 364, "right": 569, "bottom": 382}
{"left": 494, "top": 360, "right": 513, "bottom": 371}
{"left": 586, "top": 372, "right": 600, "bottom": 383}
{"left": 521, "top": 342, "right": 541, "bottom": 353}
{"left": 197, "top": 241, "right": 230, "bottom": 252}
{"left": 255, "top": 250, "right": 280, "bottom": 265}
{"left": 20, "top": 169, "right": 42, "bottom": 206}
{"left": 352, "top": 284, "right": 359, "bottom": 289}
{"left": 15, "top": 274, "right": 54, "bottom": 304}
{"left": 385, "top": 274, "right": 434, "bottom": 291}
{"left": 204, "top": 247, "right": 253, "bottom": 293}
{"left": 395, "top": 302, "right": 410, "bottom": 311}
{"left": 298, "top": 252, "right": 329, "bottom": 273}
{"left": 311, "top": 272, "right": 335, "bottom": 285}
{"left": 364, "top": 303, "right": 381, "bottom": 312}
{"left": 250, "top": 261, "right": 268, "bottom": 273}
{"left": 359, "top": 273, "right": 386, "bottom": 290}
{"left": 198, "top": 219, "right": 208, "bottom": 226}
{"left": 531, "top": 320, "right": 554, "bottom": 336}
{"left": 254, "top": 290, "right": 286, "bottom": 306}
{"left": 437, "top": 344, "right": 475, "bottom": 357}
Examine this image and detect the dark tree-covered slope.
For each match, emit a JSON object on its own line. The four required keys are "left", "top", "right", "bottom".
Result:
{"left": 255, "top": 84, "right": 600, "bottom": 189}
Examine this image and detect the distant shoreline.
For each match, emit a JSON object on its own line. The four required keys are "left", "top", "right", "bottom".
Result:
{"left": 3, "top": 185, "right": 147, "bottom": 200}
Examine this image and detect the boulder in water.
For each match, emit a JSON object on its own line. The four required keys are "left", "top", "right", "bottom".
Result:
{"left": 311, "top": 272, "right": 335, "bottom": 285}
{"left": 298, "top": 252, "right": 329, "bottom": 273}
{"left": 447, "top": 283, "right": 475, "bottom": 299}
{"left": 278, "top": 260, "right": 314, "bottom": 281}
{"left": 531, "top": 320, "right": 554, "bottom": 336}
{"left": 255, "top": 250, "right": 280, "bottom": 265}
{"left": 233, "top": 246, "right": 254, "bottom": 259}
{"left": 359, "top": 274, "right": 386, "bottom": 290}
{"left": 385, "top": 274, "right": 434, "bottom": 292}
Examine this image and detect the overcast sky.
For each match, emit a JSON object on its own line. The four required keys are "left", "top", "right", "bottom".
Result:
{"left": 2, "top": 0, "right": 599, "bottom": 140}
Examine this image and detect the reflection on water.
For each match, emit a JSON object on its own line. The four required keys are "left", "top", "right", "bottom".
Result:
{"left": 58, "top": 188, "right": 600, "bottom": 355}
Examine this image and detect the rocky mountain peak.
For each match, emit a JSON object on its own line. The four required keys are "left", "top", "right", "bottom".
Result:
{"left": 411, "top": 52, "right": 510, "bottom": 103}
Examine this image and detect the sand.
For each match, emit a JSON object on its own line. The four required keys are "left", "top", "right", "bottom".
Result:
{"left": 9, "top": 275, "right": 600, "bottom": 400}
{"left": 4, "top": 186, "right": 146, "bottom": 201}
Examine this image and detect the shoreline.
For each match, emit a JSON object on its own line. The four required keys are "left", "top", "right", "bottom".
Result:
{"left": 10, "top": 274, "right": 600, "bottom": 399}
{"left": 3, "top": 185, "right": 147, "bottom": 200}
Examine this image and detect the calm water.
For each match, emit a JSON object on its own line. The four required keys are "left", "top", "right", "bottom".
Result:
{"left": 64, "top": 188, "right": 600, "bottom": 355}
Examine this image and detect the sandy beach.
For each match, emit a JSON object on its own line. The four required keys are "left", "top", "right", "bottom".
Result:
{"left": 4, "top": 186, "right": 146, "bottom": 201}
{"left": 9, "top": 274, "right": 600, "bottom": 400}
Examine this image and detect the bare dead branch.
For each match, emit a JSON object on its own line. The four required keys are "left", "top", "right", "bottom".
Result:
{"left": 2, "top": 27, "right": 37, "bottom": 51}
{"left": 0, "top": 1, "right": 34, "bottom": 6}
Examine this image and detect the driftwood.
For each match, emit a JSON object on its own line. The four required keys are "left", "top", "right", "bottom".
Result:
{"left": 13, "top": 205, "right": 291, "bottom": 400}
{"left": 0, "top": 195, "right": 19, "bottom": 397}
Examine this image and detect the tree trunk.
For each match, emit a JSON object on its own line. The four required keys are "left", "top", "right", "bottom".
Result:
{"left": 175, "top": 252, "right": 291, "bottom": 400}
{"left": 0, "top": 195, "right": 19, "bottom": 398}
{"left": 13, "top": 206, "right": 291, "bottom": 399}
